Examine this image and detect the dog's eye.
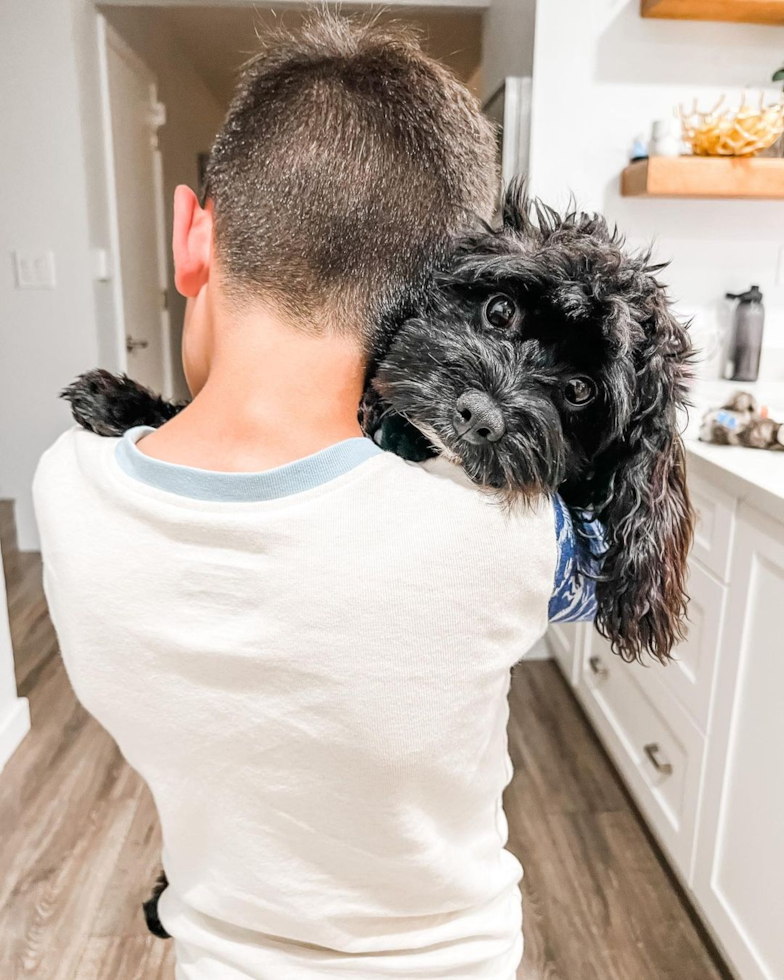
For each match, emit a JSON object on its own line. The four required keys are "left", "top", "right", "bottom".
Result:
{"left": 483, "top": 294, "right": 516, "bottom": 329}
{"left": 563, "top": 377, "right": 597, "bottom": 407}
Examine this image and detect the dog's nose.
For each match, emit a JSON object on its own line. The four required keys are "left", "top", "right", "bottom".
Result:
{"left": 453, "top": 391, "right": 506, "bottom": 444}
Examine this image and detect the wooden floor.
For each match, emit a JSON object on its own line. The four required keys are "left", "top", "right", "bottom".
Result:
{"left": 0, "top": 550, "right": 729, "bottom": 980}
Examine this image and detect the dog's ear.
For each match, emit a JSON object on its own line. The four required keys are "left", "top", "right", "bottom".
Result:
{"left": 593, "top": 285, "right": 695, "bottom": 664}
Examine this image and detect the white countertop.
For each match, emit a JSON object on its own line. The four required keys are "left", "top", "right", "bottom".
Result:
{"left": 685, "top": 438, "right": 784, "bottom": 525}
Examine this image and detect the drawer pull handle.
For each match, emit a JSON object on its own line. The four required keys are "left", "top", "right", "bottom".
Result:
{"left": 588, "top": 655, "right": 608, "bottom": 679}
{"left": 644, "top": 742, "right": 673, "bottom": 777}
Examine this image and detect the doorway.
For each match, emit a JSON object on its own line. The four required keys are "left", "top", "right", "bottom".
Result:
{"left": 99, "top": 20, "right": 174, "bottom": 397}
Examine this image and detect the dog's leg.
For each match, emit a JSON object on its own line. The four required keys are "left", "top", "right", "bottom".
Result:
{"left": 375, "top": 413, "right": 438, "bottom": 461}
{"left": 359, "top": 386, "right": 437, "bottom": 462}
{"left": 61, "top": 369, "right": 187, "bottom": 436}
{"left": 142, "top": 872, "right": 171, "bottom": 939}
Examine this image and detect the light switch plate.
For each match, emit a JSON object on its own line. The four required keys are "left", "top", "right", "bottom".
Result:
{"left": 13, "top": 250, "right": 56, "bottom": 289}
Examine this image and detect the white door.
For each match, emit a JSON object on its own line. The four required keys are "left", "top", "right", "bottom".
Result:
{"left": 100, "top": 21, "right": 172, "bottom": 396}
{"left": 693, "top": 503, "right": 784, "bottom": 980}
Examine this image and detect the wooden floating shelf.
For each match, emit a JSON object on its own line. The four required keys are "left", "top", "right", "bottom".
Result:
{"left": 621, "top": 156, "right": 784, "bottom": 199}
{"left": 641, "top": 0, "right": 784, "bottom": 25}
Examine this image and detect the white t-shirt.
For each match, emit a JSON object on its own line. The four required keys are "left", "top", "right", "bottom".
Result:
{"left": 34, "top": 426, "right": 559, "bottom": 980}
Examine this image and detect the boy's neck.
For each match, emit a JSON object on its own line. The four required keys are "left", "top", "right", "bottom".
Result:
{"left": 139, "top": 308, "right": 368, "bottom": 473}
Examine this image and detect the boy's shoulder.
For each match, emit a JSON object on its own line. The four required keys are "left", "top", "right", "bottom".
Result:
{"left": 390, "top": 451, "right": 556, "bottom": 531}
{"left": 34, "top": 426, "right": 114, "bottom": 496}
{"left": 38, "top": 423, "right": 113, "bottom": 465}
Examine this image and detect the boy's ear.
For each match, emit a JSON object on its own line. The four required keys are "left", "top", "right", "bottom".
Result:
{"left": 172, "top": 185, "right": 212, "bottom": 298}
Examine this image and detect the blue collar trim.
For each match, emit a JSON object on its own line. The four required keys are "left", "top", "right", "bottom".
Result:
{"left": 115, "top": 426, "right": 384, "bottom": 502}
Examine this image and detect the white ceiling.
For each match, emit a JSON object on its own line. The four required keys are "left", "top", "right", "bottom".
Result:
{"left": 153, "top": 5, "right": 484, "bottom": 107}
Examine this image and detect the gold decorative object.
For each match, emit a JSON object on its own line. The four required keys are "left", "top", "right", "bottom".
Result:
{"left": 679, "top": 95, "right": 784, "bottom": 157}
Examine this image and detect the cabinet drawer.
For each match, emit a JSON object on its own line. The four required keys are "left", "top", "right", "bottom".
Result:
{"left": 578, "top": 633, "right": 705, "bottom": 878}
{"left": 689, "top": 474, "right": 735, "bottom": 583}
{"left": 631, "top": 561, "right": 725, "bottom": 732}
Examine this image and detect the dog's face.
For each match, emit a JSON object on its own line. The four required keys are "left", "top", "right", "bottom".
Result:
{"left": 376, "top": 197, "right": 670, "bottom": 501}
{"left": 374, "top": 255, "right": 621, "bottom": 499}
{"left": 374, "top": 186, "right": 695, "bottom": 664}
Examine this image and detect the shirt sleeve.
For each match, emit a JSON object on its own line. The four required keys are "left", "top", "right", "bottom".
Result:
{"left": 548, "top": 494, "right": 606, "bottom": 623}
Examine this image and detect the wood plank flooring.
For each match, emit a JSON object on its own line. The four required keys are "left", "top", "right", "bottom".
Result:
{"left": 0, "top": 551, "right": 173, "bottom": 980}
{"left": 0, "top": 551, "right": 729, "bottom": 979}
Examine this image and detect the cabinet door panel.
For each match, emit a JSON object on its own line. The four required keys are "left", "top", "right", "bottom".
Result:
{"left": 693, "top": 504, "right": 784, "bottom": 980}
{"left": 690, "top": 474, "right": 736, "bottom": 583}
{"left": 631, "top": 561, "right": 725, "bottom": 732}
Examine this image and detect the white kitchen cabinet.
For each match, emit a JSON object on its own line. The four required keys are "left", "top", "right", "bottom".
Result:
{"left": 692, "top": 504, "right": 784, "bottom": 980}
{"left": 546, "top": 620, "right": 583, "bottom": 686}
{"left": 689, "top": 473, "right": 736, "bottom": 583}
{"left": 548, "top": 443, "right": 784, "bottom": 980}
{"left": 630, "top": 559, "right": 726, "bottom": 733}
{"left": 578, "top": 630, "right": 705, "bottom": 876}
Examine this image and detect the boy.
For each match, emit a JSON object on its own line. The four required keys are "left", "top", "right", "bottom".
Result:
{"left": 34, "top": 15, "right": 596, "bottom": 979}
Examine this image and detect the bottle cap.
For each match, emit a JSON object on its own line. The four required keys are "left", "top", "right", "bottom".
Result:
{"left": 725, "top": 285, "right": 763, "bottom": 303}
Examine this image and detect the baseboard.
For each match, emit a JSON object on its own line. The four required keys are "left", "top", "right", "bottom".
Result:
{"left": 0, "top": 697, "right": 31, "bottom": 774}
{"left": 0, "top": 499, "right": 19, "bottom": 559}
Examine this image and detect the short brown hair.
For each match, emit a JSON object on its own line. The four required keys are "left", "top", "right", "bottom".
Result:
{"left": 205, "top": 12, "right": 497, "bottom": 350}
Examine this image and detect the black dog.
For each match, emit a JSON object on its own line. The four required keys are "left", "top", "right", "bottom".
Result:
{"left": 63, "top": 185, "right": 694, "bottom": 935}
{"left": 368, "top": 184, "right": 694, "bottom": 664}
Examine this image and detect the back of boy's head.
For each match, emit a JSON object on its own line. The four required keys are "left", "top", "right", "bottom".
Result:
{"left": 205, "top": 12, "right": 497, "bottom": 352}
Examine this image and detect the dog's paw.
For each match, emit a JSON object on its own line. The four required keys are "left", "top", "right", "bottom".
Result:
{"left": 61, "top": 369, "right": 184, "bottom": 436}
{"left": 376, "top": 414, "right": 438, "bottom": 462}
{"left": 142, "top": 872, "right": 171, "bottom": 939}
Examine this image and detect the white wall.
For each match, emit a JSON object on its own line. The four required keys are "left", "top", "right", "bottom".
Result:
{"left": 102, "top": 7, "right": 226, "bottom": 401}
{"left": 528, "top": 0, "right": 784, "bottom": 381}
{"left": 0, "top": 1, "right": 224, "bottom": 552}
{"left": 481, "top": 0, "right": 537, "bottom": 101}
{"left": 0, "top": 0, "right": 103, "bottom": 552}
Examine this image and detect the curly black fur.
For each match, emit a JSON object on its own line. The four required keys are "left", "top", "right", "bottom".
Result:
{"left": 375, "top": 181, "right": 695, "bottom": 664}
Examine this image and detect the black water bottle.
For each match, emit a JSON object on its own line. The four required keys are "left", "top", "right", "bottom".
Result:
{"left": 725, "top": 286, "right": 764, "bottom": 383}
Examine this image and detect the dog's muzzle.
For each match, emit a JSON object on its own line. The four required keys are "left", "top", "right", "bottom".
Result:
{"left": 452, "top": 391, "right": 506, "bottom": 445}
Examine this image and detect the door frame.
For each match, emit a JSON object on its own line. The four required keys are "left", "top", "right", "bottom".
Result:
{"left": 97, "top": 15, "right": 174, "bottom": 398}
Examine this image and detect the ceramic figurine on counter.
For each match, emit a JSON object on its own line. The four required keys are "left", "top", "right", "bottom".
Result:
{"left": 699, "top": 391, "right": 784, "bottom": 451}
